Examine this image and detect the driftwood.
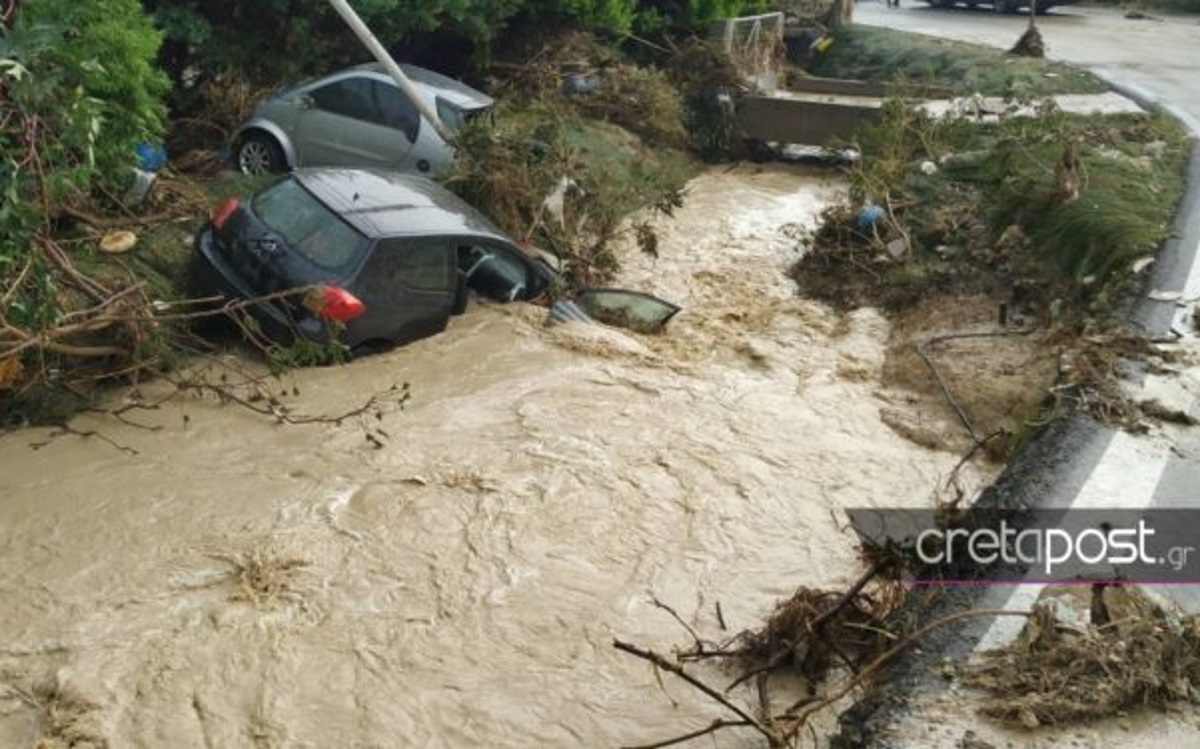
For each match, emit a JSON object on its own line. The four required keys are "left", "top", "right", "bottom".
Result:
{"left": 616, "top": 605, "right": 1034, "bottom": 748}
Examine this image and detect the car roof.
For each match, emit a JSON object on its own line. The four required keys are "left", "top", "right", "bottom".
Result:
{"left": 349, "top": 62, "right": 493, "bottom": 110}
{"left": 293, "top": 168, "right": 514, "bottom": 243}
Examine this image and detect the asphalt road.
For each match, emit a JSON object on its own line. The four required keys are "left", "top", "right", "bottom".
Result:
{"left": 855, "top": 2, "right": 1200, "bottom": 131}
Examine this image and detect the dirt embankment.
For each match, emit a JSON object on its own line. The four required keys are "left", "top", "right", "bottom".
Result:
{"left": 794, "top": 100, "right": 1191, "bottom": 457}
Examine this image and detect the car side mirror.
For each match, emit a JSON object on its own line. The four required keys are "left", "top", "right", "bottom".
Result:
{"left": 297, "top": 94, "right": 315, "bottom": 110}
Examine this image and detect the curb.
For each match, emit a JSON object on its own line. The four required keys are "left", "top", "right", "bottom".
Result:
{"left": 1095, "top": 69, "right": 1200, "bottom": 337}
{"left": 832, "top": 69, "right": 1200, "bottom": 748}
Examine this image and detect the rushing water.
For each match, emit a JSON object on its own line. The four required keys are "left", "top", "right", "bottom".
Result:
{"left": 0, "top": 165, "right": 991, "bottom": 747}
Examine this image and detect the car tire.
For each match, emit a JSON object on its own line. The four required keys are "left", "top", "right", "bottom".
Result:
{"left": 236, "top": 132, "right": 286, "bottom": 175}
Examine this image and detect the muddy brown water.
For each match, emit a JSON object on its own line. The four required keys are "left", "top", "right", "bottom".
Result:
{"left": 0, "top": 165, "right": 993, "bottom": 747}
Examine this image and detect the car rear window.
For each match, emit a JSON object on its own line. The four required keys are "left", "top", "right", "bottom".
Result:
{"left": 252, "top": 178, "right": 369, "bottom": 273}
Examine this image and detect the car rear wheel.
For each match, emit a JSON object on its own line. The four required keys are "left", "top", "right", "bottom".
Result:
{"left": 237, "top": 132, "right": 285, "bottom": 175}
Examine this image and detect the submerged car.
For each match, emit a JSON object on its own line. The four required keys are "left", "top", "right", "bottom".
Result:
{"left": 194, "top": 168, "right": 553, "bottom": 351}
{"left": 233, "top": 63, "right": 492, "bottom": 177}
{"left": 193, "top": 168, "right": 680, "bottom": 354}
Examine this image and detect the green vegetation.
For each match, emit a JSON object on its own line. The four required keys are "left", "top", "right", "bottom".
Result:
{"left": 980, "top": 114, "right": 1187, "bottom": 291}
{"left": 147, "top": 0, "right": 773, "bottom": 92}
{"left": 798, "top": 102, "right": 1189, "bottom": 316}
{"left": 445, "top": 40, "right": 698, "bottom": 291}
{"left": 1, "top": 0, "right": 170, "bottom": 410}
{"left": 808, "top": 25, "right": 1106, "bottom": 97}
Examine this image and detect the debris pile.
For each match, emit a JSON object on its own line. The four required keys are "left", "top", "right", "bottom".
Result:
{"left": 1009, "top": 26, "right": 1045, "bottom": 59}
{"left": 733, "top": 580, "right": 906, "bottom": 682}
{"left": 967, "top": 585, "right": 1200, "bottom": 727}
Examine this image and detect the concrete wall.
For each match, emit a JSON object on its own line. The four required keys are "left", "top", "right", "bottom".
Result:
{"left": 737, "top": 94, "right": 882, "bottom": 145}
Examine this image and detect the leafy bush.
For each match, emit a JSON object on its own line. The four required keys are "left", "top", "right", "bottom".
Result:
{"left": 147, "top": 0, "right": 630, "bottom": 88}
{"left": 4, "top": 0, "right": 168, "bottom": 180}
{"left": 0, "top": 0, "right": 168, "bottom": 396}
{"left": 445, "top": 99, "right": 691, "bottom": 290}
{"left": 147, "top": 0, "right": 778, "bottom": 97}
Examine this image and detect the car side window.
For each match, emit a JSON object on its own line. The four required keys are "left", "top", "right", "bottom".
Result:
{"left": 309, "top": 76, "right": 377, "bottom": 122}
{"left": 366, "top": 239, "right": 452, "bottom": 293}
{"left": 374, "top": 82, "right": 420, "bottom": 142}
{"left": 397, "top": 240, "right": 452, "bottom": 291}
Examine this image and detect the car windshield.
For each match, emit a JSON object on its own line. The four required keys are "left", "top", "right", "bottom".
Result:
{"left": 575, "top": 289, "right": 681, "bottom": 333}
{"left": 252, "top": 178, "right": 369, "bottom": 273}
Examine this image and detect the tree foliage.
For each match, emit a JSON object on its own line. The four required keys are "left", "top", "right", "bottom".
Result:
{"left": 146, "top": 0, "right": 774, "bottom": 92}
{"left": 1, "top": 0, "right": 168, "bottom": 370}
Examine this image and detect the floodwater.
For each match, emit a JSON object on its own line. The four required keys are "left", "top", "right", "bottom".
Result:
{"left": 0, "top": 165, "right": 992, "bottom": 747}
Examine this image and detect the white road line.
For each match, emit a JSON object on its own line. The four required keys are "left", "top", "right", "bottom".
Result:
{"left": 973, "top": 430, "right": 1174, "bottom": 653}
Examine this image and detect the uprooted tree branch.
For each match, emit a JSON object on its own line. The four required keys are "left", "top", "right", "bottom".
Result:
{"left": 615, "top": 570, "right": 1035, "bottom": 748}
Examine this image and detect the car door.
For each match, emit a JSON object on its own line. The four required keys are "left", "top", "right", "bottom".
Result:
{"left": 457, "top": 240, "right": 553, "bottom": 303}
{"left": 294, "top": 75, "right": 416, "bottom": 168}
{"left": 346, "top": 237, "right": 456, "bottom": 346}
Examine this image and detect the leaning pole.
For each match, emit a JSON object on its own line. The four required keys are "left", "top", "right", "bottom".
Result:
{"left": 326, "top": 0, "right": 454, "bottom": 142}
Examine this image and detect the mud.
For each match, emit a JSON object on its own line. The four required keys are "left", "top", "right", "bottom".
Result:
{"left": 0, "top": 165, "right": 994, "bottom": 747}
{"left": 883, "top": 294, "right": 1060, "bottom": 455}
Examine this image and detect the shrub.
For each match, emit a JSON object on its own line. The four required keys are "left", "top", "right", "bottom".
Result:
{"left": 0, "top": 0, "right": 168, "bottom": 399}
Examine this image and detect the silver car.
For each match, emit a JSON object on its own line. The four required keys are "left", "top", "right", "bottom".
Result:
{"left": 233, "top": 63, "right": 493, "bottom": 177}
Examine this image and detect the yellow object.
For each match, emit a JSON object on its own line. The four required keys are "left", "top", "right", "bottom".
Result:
{"left": 0, "top": 356, "right": 22, "bottom": 391}
{"left": 813, "top": 35, "right": 834, "bottom": 53}
{"left": 99, "top": 230, "right": 138, "bottom": 254}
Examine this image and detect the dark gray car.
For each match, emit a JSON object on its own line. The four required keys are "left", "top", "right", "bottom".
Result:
{"left": 233, "top": 63, "right": 492, "bottom": 177}
{"left": 194, "top": 168, "right": 553, "bottom": 351}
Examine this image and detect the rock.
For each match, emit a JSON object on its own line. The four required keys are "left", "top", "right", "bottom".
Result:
{"left": 99, "top": 230, "right": 138, "bottom": 254}
{"left": 1148, "top": 289, "right": 1183, "bottom": 303}
{"left": 1018, "top": 707, "right": 1040, "bottom": 729}
{"left": 1131, "top": 255, "right": 1155, "bottom": 274}
{"left": 959, "top": 730, "right": 996, "bottom": 749}
{"left": 994, "top": 224, "right": 1026, "bottom": 253}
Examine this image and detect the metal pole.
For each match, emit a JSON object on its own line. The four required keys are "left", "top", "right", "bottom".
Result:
{"left": 326, "top": 0, "right": 453, "bottom": 143}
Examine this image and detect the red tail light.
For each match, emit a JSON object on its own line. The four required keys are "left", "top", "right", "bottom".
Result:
{"left": 315, "top": 285, "right": 365, "bottom": 322}
{"left": 210, "top": 197, "right": 239, "bottom": 229}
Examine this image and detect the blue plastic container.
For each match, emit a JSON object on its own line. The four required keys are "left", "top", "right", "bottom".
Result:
{"left": 858, "top": 203, "right": 885, "bottom": 230}
{"left": 135, "top": 142, "right": 167, "bottom": 172}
